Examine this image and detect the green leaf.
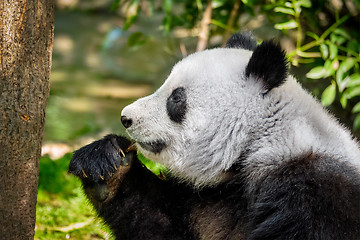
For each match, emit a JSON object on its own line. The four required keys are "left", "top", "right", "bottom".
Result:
{"left": 336, "top": 58, "right": 355, "bottom": 85}
{"left": 211, "top": 19, "right": 236, "bottom": 32}
{"left": 297, "top": 0, "right": 312, "bottom": 8}
{"left": 127, "top": 32, "right": 147, "bottom": 47}
{"left": 352, "top": 102, "right": 360, "bottom": 113}
{"left": 336, "top": 68, "right": 345, "bottom": 87}
{"left": 353, "top": 114, "right": 360, "bottom": 130}
{"left": 212, "top": 0, "right": 226, "bottom": 8}
{"left": 340, "top": 58, "right": 355, "bottom": 73}
{"left": 340, "top": 93, "right": 347, "bottom": 108}
{"left": 284, "top": 2, "right": 292, "bottom": 8}
{"left": 329, "top": 42, "right": 338, "bottom": 60}
{"left": 323, "top": 59, "right": 335, "bottom": 78}
{"left": 330, "top": 33, "right": 346, "bottom": 45}
{"left": 123, "top": 16, "right": 137, "bottom": 30}
{"left": 137, "top": 151, "right": 168, "bottom": 177}
{"left": 333, "top": 28, "right": 351, "bottom": 40}
{"left": 339, "top": 75, "right": 349, "bottom": 92}
{"left": 345, "top": 73, "right": 360, "bottom": 88}
{"left": 123, "top": 1, "right": 140, "bottom": 30}
{"left": 274, "top": 7, "right": 295, "bottom": 15}
{"left": 275, "top": 20, "right": 298, "bottom": 30}
{"left": 344, "top": 86, "right": 360, "bottom": 99}
{"left": 321, "top": 81, "right": 336, "bottom": 107}
{"left": 319, "top": 44, "right": 328, "bottom": 59}
{"left": 306, "top": 66, "right": 325, "bottom": 79}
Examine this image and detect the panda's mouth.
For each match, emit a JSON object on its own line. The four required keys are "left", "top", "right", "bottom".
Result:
{"left": 137, "top": 140, "right": 167, "bottom": 154}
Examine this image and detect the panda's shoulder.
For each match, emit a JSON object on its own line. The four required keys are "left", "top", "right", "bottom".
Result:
{"left": 256, "top": 153, "right": 360, "bottom": 194}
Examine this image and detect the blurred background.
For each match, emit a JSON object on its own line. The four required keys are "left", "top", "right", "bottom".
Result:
{"left": 36, "top": 0, "right": 360, "bottom": 239}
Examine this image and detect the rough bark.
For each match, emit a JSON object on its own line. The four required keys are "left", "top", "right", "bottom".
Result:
{"left": 0, "top": 1, "right": 54, "bottom": 239}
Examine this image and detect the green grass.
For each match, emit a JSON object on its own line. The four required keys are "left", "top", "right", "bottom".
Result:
{"left": 35, "top": 154, "right": 114, "bottom": 240}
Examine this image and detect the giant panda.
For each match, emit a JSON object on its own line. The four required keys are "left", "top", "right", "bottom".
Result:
{"left": 69, "top": 33, "right": 360, "bottom": 240}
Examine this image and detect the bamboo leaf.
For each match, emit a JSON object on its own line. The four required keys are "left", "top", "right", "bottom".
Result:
{"left": 137, "top": 151, "right": 167, "bottom": 177}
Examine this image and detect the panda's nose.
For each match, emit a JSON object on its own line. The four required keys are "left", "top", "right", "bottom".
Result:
{"left": 121, "top": 116, "right": 133, "bottom": 128}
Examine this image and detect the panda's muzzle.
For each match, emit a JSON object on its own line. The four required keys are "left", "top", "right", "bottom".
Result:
{"left": 138, "top": 140, "right": 167, "bottom": 154}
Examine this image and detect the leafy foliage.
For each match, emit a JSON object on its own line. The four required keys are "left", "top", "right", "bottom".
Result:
{"left": 114, "top": 0, "right": 360, "bottom": 129}
{"left": 269, "top": 1, "right": 360, "bottom": 128}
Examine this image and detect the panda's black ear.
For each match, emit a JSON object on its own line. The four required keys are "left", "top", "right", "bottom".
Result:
{"left": 226, "top": 32, "right": 257, "bottom": 51}
{"left": 245, "top": 40, "right": 288, "bottom": 91}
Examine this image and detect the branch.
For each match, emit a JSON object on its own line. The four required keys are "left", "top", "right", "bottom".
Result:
{"left": 288, "top": 15, "right": 350, "bottom": 59}
{"left": 196, "top": 0, "right": 212, "bottom": 52}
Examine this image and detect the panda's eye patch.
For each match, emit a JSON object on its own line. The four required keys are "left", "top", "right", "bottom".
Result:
{"left": 167, "top": 87, "right": 187, "bottom": 123}
{"left": 171, "top": 93, "right": 182, "bottom": 103}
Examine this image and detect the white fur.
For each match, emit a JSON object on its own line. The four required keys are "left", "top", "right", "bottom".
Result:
{"left": 122, "top": 48, "right": 360, "bottom": 188}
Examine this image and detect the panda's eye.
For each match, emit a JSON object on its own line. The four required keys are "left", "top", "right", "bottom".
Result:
{"left": 167, "top": 87, "right": 187, "bottom": 123}
{"left": 170, "top": 92, "right": 182, "bottom": 103}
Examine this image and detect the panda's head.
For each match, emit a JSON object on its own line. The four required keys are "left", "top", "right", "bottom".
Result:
{"left": 121, "top": 33, "right": 288, "bottom": 187}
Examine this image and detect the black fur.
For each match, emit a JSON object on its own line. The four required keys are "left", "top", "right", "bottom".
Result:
{"left": 246, "top": 40, "right": 288, "bottom": 91}
{"left": 69, "top": 136, "right": 360, "bottom": 240}
{"left": 247, "top": 154, "right": 360, "bottom": 240}
{"left": 226, "top": 32, "right": 257, "bottom": 51}
{"left": 69, "top": 134, "right": 131, "bottom": 182}
{"left": 167, "top": 87, "right": 187, "bottom": 123}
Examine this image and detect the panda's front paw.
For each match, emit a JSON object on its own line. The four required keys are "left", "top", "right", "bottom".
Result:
{"left": 69, "top": 134, "right": 133, "bottom": 183}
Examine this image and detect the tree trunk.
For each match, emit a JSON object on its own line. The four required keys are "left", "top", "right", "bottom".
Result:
{"left": 0, "top": 1, "right": 54, "bottom": 239}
